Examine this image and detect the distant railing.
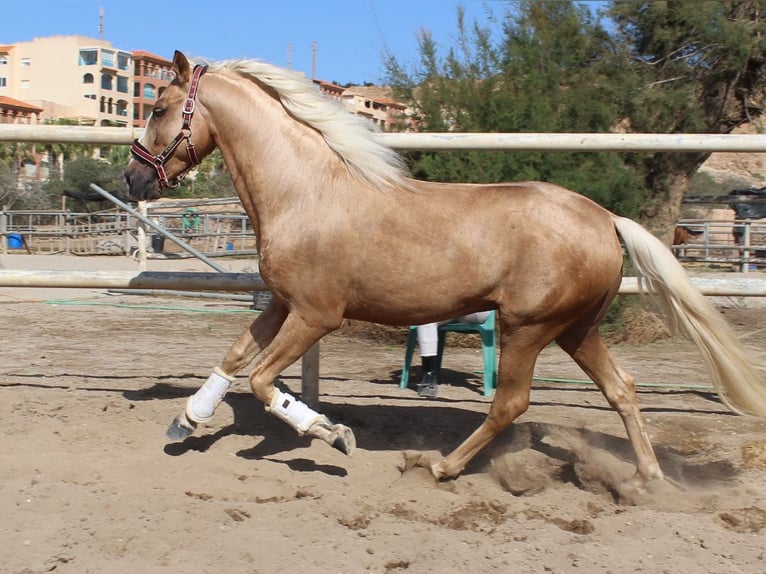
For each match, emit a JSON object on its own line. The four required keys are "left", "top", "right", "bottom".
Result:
{"left": 0, "top": 206, "right": 257, "bottom": 257}
{"left": 672, "top": 219, "right": 766, "bottom": 271}
{"left": 3, "top": 206, "right": 765, "bottom": 272}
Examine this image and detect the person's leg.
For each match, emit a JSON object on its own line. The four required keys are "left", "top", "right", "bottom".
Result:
{"left": 416, "top": 322, "right": 440, "bottom": 397}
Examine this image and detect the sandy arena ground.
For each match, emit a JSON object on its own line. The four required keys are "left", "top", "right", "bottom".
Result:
{"left": 1, "top": 254, "right": 765, "bottom": 574}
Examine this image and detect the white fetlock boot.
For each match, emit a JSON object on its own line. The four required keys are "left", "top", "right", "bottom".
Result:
{"left": 266, "top": 389, "right": 324, "bottom": 434}
{"left": 266, "top": 389, "right": 356, "bottom": 455}
{"left": 185, "top": 367, "right": 236, "bottom": 424}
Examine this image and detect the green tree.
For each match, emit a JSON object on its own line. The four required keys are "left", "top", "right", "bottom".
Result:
{"left": 386, "top": 1, "right": 646, "bottom": 216}
{"left": 0, "top": 160, "right": 17, "bottom": 208}
{"left": 605, "top": 0, "right": 766, "bottom": 236}
{"left": 42, "top": 157, "right": 126, "bottom": 210}
{"left": 170, "top": 149, "right": 236, "bottom": 199}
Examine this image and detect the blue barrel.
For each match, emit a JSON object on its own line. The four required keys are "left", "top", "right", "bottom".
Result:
{"left": 7, "top": 233, "right": 23, "bottom": 249}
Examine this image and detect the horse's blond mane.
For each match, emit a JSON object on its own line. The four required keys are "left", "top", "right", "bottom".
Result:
{"left": 202, "top": 58, "right": 410, "bottom": 191}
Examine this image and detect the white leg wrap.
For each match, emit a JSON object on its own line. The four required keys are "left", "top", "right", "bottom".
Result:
{"left": 267, "top": 389, "right": 323, "bottom": 434}
{"left": 185, "top": 367, "right": 235, "bottom": 424}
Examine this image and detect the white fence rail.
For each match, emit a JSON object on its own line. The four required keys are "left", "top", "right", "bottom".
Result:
{"left": 5, "top": 125, "right": 766, "bottom": 151}
{"left": 1, "top": 269, "right": 764, "bottom": 297}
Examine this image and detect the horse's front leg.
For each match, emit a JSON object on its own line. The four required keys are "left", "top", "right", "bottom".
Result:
{"left": 246, "top": 311, "right": 356, "bottom": 456}
{"left": 167, "top": 300, "right": 288, "bottom": 439}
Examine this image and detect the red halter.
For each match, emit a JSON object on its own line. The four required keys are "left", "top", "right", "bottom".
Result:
{"left": 131, "top": 64, "right": 208, "bottom": 189}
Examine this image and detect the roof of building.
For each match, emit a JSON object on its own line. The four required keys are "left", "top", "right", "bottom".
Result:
{"left": 341, "top": 86, "right": 408, "bottom": 109}
{"left": 0, "top": 45, "right": 14, "bottom": 53}
{"left": 132, "top": 50, "right": 172, "bottom": 64}
{"left": 0, "top": 96, "right": 44, "bottom": 113}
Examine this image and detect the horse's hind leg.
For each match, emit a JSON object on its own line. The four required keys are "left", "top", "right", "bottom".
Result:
{"left": 431, "top": 326, "right": 546, "bottom": 480}
{"left": 167, "top": 299, "right": 289, "bottom": 439}
{"left": 557, "top": 328, "right": 664, "bottom": 484}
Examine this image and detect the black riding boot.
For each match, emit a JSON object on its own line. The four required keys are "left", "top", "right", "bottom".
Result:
{"left": 417, "top": 355, "right": 439, "bottom": 398}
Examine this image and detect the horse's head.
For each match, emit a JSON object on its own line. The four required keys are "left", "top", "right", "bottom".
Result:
{"left": 124, "top": 51, "right": 215, "bottom": 200}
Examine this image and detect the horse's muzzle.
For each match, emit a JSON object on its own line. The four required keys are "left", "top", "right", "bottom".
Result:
{"left": 124, "top": 162, "right": 162, "bottom": 201}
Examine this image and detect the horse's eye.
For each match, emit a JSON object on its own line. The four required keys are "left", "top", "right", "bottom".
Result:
{"left": 153, "top": 107, "right": 165, "bottom": 118}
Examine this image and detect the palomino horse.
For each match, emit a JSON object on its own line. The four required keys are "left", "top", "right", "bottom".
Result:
{"left": 124, "top": 52, "right": 766, "bottom": 486}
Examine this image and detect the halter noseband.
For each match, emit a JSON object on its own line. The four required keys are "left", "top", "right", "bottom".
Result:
{"left": 131, "top": 64, "right": 208, "bottom": 189}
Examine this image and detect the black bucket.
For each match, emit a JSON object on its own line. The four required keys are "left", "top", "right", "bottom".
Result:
{"left": 151, "top": 234, "right": 165, "bottom": 252}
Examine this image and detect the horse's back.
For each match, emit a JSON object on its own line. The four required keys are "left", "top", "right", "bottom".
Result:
{"left": 410, "top": 179, "right": 622, "bottom": 267}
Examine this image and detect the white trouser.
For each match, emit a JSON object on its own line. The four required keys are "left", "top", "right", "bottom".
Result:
{"left": 416, "top": 311, "right": 491, "bottom": 357}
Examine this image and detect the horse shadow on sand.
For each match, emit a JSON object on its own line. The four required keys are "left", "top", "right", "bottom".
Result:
{"left": 123, "top": 365, "right": 740, "bottom": 490}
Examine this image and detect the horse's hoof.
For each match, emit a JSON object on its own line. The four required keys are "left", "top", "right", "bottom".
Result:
{"left": 166, "top": 411, "right": 197, "bottom": 441}
{"left": 430, "top": 457, "right": 463, "bottom": 481}
{"left": 430, "top": 459, "right": 448, "bottom": 480}
{"left": 330, "top": 424, "right": 356, "bottom": 456}
{"left": 617, "top": 471, "right": 676, "bottom": 504}
{"left": 306, "top": 418, "right": 356, "bottom": 456}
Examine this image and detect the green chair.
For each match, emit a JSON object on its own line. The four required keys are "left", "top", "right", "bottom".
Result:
{"left": 400, "top": 311, "right": 497, "bottom": 396}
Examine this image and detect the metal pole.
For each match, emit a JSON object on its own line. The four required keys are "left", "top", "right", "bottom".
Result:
{"left": 301, "top": 343, "right": 320, "bottom": 408}
{"left": 136, "top": 201, "right": 147, "bottom": 271}
{"left": 88, "top": 184, "right": 228, "bottom": 273}
{"left": 0, "top": 269, "right": 266, "bottom": 290}
{"left": 0, "top": 208, "right": 7, "bottom": 255}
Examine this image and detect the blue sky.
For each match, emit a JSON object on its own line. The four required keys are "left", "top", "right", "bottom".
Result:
{"left": 2, "top": 0, "right": 509, "bottom": 84}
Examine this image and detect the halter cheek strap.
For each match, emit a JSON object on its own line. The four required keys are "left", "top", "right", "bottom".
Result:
{"left": 131, "top": 64, "right": 208, "bottom": 189}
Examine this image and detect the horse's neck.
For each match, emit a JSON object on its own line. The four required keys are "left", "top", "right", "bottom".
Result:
{"left": 203, "top": 74, "right": 338, "bottom": 226}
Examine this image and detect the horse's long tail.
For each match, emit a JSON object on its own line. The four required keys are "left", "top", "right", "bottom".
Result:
{"left": 612, "top": 215, "right": 766, "bottom": 417}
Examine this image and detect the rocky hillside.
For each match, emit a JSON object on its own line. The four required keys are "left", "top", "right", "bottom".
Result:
{"left": 698, "top": 120, "right": 766, "bottom": 188}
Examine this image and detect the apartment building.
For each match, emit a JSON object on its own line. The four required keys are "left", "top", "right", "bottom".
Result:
{"left": 314, "top": 79, "right": 413, "bottom": 132}
{"left": 340, "top": 87, "right": 410, "bottom": 132}
{"left": 0, "top": 35, "right": 135, "bottom": 126}
{"left": 0, "top": 36, "right": 172, "bottom": 129}
{"left": 132, "top": 50, "right": 173, "bottom": 128}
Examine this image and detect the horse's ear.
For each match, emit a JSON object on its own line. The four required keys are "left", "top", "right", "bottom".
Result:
{"left": 172, "top": 50, "right": 191, "bottom": 84}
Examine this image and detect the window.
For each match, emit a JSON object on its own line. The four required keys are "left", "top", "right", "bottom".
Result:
{"left": 83, "top": 73, "right": 94, "bottom": 84}
{"left": 101, "top": 73, "right": 113, "bottom": 90}
{"left": 142, "top": 84, "right": 156, "bottom": 99}
{"left": 117, "top": 53, "right": 129, "bottom": 71}
{"left": 0, "top": 56, "right": 7, "bottom": 65}
{"left": 101, "top": 50, "right": 114, "bottom": 68}
{"left": 116, "top": 100, "right": 128, "bottom": 116}
{"left": 21, "top": 58, "right": 31, "bottom": 67}
{"left": 0, "top": 77, "right": 6, "bottom": 88}
{"left": 21, "top": 80, "right": 30, "bottom": 89}
{"left": 79, "top": 49, "right": 97, "bottom": 65}
{"left": 116, "top": 76, "right": 128, "bottom": 93}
